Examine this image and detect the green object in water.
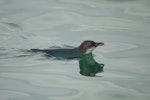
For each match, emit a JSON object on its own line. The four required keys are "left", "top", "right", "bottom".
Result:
{"left": 79, "top": 53, "right": 104, "bottom": 77}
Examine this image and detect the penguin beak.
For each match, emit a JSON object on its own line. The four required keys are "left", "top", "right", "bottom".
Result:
{"left": 94, "top": 42, "right": 104, "bottom": 47}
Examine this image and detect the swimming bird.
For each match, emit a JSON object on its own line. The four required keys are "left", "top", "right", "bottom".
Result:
{"left": 30, "top": 40, "right": 104, "bottom": 59}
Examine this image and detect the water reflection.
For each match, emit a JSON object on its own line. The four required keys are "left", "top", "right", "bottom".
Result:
{"left": 79, "top": 53, "right": 104, "bottom": 77}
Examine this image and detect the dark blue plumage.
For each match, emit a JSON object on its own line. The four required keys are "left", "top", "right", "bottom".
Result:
{"left": 30, "top": 40, "right": 104, "bottom": 59}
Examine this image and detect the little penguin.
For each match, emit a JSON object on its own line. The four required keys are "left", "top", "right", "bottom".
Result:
{"left": 30, "top": 40, "right": 104, "bottom": 59}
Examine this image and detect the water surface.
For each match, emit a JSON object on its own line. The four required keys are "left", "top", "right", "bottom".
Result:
{"left": 0, "top": 0, "right": 150, "bottom": 100}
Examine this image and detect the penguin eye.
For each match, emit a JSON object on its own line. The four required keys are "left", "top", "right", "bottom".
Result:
{"left": 91, "top": 42, "right": 96, "bottom": 46}
{"left": 88, "top": 42, "right": 92, "bottom": 46}
{"left": 87, "top": 42, "right": 94, "bottom": 48}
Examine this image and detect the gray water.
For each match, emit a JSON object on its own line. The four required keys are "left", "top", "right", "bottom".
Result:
{"left": 0, "top": 0, "right": 150, "bottom": 100}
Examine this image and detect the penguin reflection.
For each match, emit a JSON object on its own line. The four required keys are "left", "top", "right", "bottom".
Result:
{"left": 79, "top": 53, "right": 104, "bottom": 76}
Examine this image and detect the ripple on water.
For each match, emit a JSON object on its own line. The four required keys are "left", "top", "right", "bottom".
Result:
{"left": 0, "top": 90, "right": 30, "bottom": 100}
{"left": 0, "top": 64, "right": 150, "bottom": 100}
{"left": 0, "top": 72, "right": 80, "bottom": 98}
{"left": 0, "top": 22, "right": 22, "bottom": 32}
{"left": 100, "top": 42, "right": 137, "bottom": 53}
{"left": 21, "top": 10, "right": 140, "bottom": 32}
{"left": 125, "top": 6, "right": 150, "bottom": 16}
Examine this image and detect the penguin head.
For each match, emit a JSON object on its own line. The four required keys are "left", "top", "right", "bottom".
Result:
{"left": 79, "top": 40, "right": 104, "bottom": 55}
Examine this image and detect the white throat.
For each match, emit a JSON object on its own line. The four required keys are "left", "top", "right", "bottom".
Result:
{"left": 85, "top": 47, "right": 95, "bottom": 54}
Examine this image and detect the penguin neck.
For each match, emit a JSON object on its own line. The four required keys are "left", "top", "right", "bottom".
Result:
{"left": 78, "top": 45, "right": 95, "bottom": 55}
{"left": 77, "top": 45, "right": 86, "bottom": 55}
{"left": 74, "top": 47, "right": 83, "bottom": 56}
